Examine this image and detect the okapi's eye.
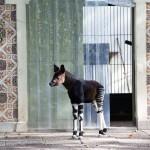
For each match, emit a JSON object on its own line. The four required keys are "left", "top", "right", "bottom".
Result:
{"left": 56, "top": 76, "right": 60, "bottom": 80}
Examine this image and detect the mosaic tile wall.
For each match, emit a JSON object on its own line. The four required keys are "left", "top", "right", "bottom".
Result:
{"left": 146, "top": 3, "right": 150, "bottom": 117}
{"left": 0, "top": 4, "right": 17, "bottom": 122}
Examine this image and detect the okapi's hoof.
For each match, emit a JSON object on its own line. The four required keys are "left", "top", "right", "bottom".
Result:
{"left": 72, "top": 135, "right": 78, "bottom": 140}
{"left": 79, "top": 131, "right": 84, "bottom": 136}
{"left": 79, "top": 135, "right": 83, "bottom": 139}
{"left": 103, "top": 128, "right": 107, "bottom": 133}
{"left": 99, "top": 130, "right": 106, "bottom": 136}
{"left": 72, "top": 131, "right": 78, "bottom": 139}
{"left": 79, "top": 131, "right": 84, "bottom": 140}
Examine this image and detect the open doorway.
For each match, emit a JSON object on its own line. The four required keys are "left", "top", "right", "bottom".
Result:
{"left": 83, "top": 2, "right": 134, "bottom": 127}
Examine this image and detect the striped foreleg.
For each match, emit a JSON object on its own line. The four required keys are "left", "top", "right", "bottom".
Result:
{"left": 78, "top": 103, "right": 84, "bottom": 138}
{"left": 72, "top": 104, "right": 78, "bottom": 138}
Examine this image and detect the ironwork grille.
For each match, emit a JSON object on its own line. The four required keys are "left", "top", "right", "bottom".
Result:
{"left": 83, "top": 5, "right": 133, "bottom": 94}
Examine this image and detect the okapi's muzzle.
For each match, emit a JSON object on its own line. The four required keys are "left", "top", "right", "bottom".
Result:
{"left": 49, "top": 81, "right": 57, "bottom": 87}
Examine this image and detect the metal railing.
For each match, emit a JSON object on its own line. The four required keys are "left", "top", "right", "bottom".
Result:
{"left": 83, "top": 6, "right": 133, "bottom": 94}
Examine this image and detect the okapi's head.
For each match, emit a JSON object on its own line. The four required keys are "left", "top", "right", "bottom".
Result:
{"left": 49, "top": 64, "right": 65, "bottom": 87}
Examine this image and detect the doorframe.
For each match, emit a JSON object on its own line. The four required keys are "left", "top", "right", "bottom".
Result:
{"left": 134, "top": 0, "right": 150, "bottom": 129}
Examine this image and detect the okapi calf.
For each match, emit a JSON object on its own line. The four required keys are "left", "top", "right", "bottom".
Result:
{"left": 49, "top": 64, "right": 107, "bottom": 139}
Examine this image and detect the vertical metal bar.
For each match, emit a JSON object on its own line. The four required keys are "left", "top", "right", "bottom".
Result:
{"left": 130, "top": 8, "right": 133, "bottom": 93}
{"left": 106, "top": 6, "right": 109, "bottom": 94}
{"left": 100, "top": 6, "right": 102, "bottom": 88}
{"left": 105, "top": 6, "right": 108, "bottom": 94}
{"left": 84, "top": 3, "right": 87, "bottom": 127}
{"left": 131, "top": 7, "right": 135, "bottom": 122}
{"left": 106, "top": 6, "right": 108, "bottom": 94}
{"left": 93, "top": 4, "right": 96, "bottom": 126}
{"left": 123, "top": 7, "right": 125, "bottom": 93}
{"left": 120, "top": 6, "right": 123, "bottom": 93}
{"left": 104, "top": 6, "right": 106, "bottom": 92}
{"left": 110, "top": 6, "right": 112, "bottom": 93}
{"left": 127, "top": 7, "right": 129, "bottom": 93}
{"left": 117, "top": 6, "right": 119, "bottom": 93}
{"left": 120, "top": 7, "right": 121, "bottom": 93}
{"left": 125, "top": 7, "right": 127, "bottom": 93}
{"left": 120, "top": 7, "right": 122, "bottom": 93}
{"left": 113, "top": 7, "right": 116, "bottom": 93}
{"left": 119, "top": 6, "right": 122, "bottom": 94}
{"left": 107, "top": 6, "right": 109, "bottom": 94}
{"left": 121, "top": 6, "right": 123, "bottom": 93}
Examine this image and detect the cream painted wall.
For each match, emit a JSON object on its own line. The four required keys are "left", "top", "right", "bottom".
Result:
{"left": 134, "top": 0, "right": 150, "bottom": 129}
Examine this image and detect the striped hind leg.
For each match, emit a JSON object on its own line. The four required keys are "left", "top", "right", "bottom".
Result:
{"left": 95, "top": 87, "right": 107, "bottom": 135}
{"left": 98, "top": 111, "right": 107, "bottom": 135}
{"left": 92, "top": 101, "right": 106, "bottom": 135}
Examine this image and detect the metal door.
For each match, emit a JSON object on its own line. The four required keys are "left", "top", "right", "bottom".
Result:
{"left": 83, "top": 3, "right": 133, "bottom": 127}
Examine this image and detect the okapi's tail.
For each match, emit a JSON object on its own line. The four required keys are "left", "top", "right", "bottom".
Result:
{"left": 96, "top": 85, "right": 105, "bottom": 109}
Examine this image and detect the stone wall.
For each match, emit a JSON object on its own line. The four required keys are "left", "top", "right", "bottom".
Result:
{"left": 0, "top": 4, "right": 17, "bottom": 122}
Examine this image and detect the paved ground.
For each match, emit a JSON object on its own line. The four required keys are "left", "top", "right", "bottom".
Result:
{"left": 0, "top": 128, "right": 150, "bottom": 150}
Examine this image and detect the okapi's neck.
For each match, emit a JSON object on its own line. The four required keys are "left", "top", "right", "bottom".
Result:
{"left": 63, "top": 71, "right": 76, "bottom": 90}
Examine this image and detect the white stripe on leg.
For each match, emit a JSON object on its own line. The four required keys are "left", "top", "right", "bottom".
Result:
{"left": 98, "top": 111, "right": 107, "bottom": 134}
{"left": 72, "top": 104, "right": 78, "bottom": 134}
{"left": 92, "top": 101, "right": 98, "bottom": 112}
{"left": 78, "top": 103, "right": 84, "bottom": 137}
{"left": 101, "top": 111, "right": 106, "bottom": 129}
{"left": 98, "top": 112, "right": 103, "bottom": 130}
{"left": 79, "top": 113, "right": 83, "bottom": 132}
{"left": 73, "top": 119, "right": 78, "bottom": 131}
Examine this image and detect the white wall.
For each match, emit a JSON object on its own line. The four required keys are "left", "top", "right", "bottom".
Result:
{"left": 134, "top": 0, "right": 150, "bottom": 129}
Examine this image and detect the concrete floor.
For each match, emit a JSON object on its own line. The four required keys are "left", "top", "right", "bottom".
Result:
{"left": 0, "top": 128, "right": 150, "bottom": 150}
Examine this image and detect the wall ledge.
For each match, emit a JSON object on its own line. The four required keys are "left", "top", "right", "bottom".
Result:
{"left": 0, "top": 122, "right": 17, "bottom": 132}
{"left": 137, "top": 120, "right": 150, "bottom": 130}
{"left": 16, "top": 122, "right": 28, "bottom": 132}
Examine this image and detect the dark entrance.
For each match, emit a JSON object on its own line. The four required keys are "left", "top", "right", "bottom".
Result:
{"left": 110, "top": 94, "right": 132, "bottom": 121}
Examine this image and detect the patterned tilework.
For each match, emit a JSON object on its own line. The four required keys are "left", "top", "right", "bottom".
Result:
{"left": 0, "top": 0, "right": 4, "bottom": 5}
{"left": 0, "top": 4, "right": 17, "bottom": 122}
{"left": 146, "top": 3, "right": 150, "bottom": 117}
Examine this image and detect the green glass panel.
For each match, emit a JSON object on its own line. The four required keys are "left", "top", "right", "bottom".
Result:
{"left": 27, "top": 0, "right": 83, "bottom": 129}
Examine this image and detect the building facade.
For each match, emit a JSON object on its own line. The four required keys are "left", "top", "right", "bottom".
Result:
{"left": 0, "top": 0, "right": 150, "bottom": 132}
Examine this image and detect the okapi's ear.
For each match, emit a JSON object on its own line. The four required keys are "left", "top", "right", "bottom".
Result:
{"left": 54, "top": 64, "right": 59, "bottom": 72}
{"left": 60, "top": 64, "right": 65, "bottom": 73}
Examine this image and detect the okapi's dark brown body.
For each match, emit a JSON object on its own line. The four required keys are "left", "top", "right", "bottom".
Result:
{"left": 63, "top": 71, "right": 104, "bottom": 104}
{"left": 63, "top": 71, "right": 104, "bottom": 105}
